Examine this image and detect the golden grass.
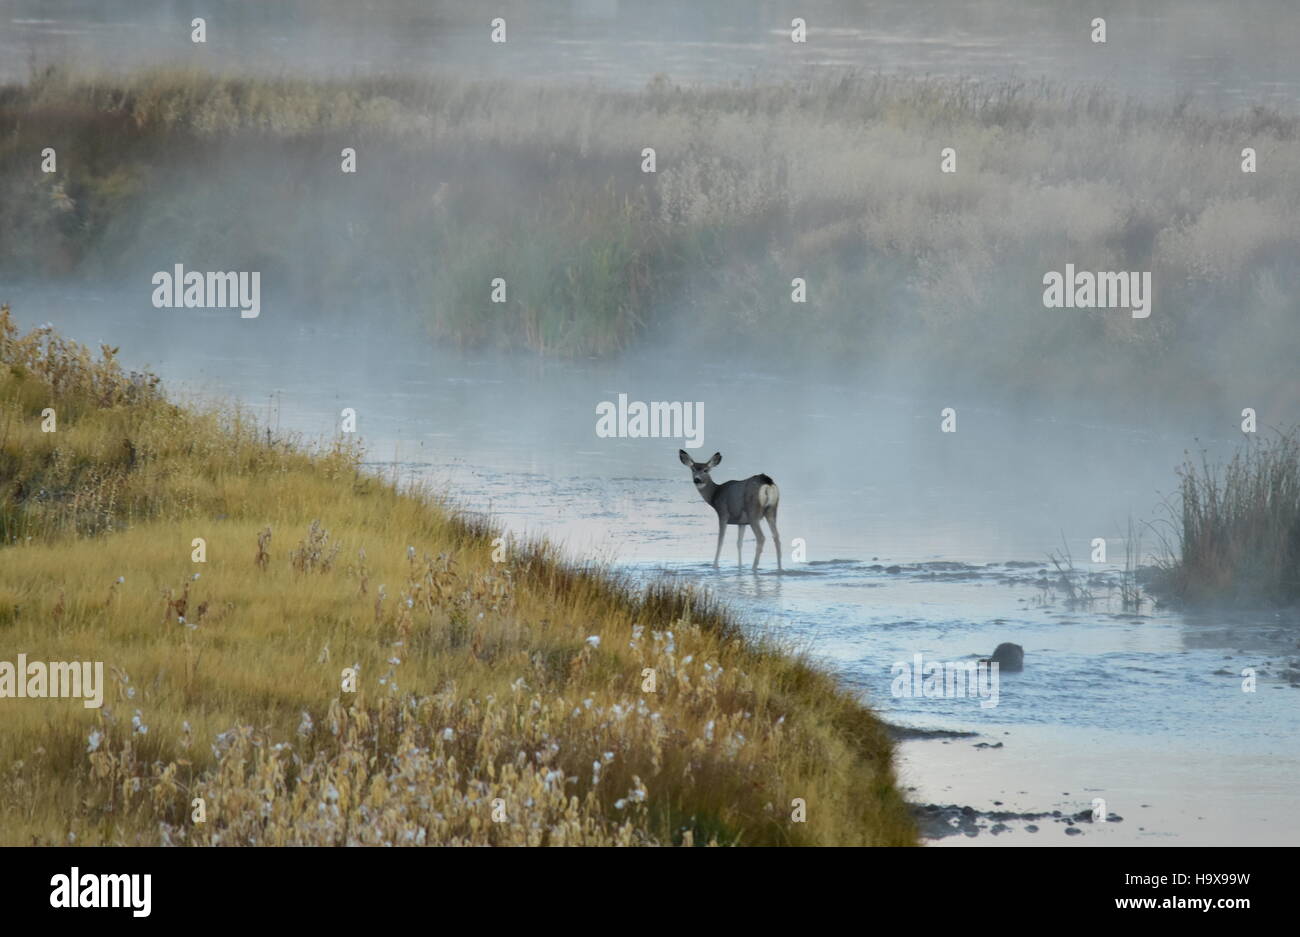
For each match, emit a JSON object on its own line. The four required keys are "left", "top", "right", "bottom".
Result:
{"left": 0, "top": 306, "right": 915, "bottom": 845}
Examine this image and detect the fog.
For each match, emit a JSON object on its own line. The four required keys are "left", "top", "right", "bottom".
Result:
{"left": 3, "top": 0, "right": 1299, "bottom": 845}
{"left": 4, "top": 0, "right": 1296, "bottom": 564}
{"left": 3, "top": 0, "right": 1297, "bottom": 560}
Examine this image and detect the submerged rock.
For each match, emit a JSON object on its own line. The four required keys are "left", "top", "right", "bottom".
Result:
{"left": 981, "top": 642, "right": 1024, "bottom": 672}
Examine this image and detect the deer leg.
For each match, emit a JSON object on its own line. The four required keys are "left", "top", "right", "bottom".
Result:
{"left": 713, "top": 516, "right": 725, "bottom": 568}
{"left": 766, "top": 508, "right": 782, "bottom": 571}
{"left": 736, "top": 523, "right": 744, "bottom": 566}
{"left": 750, "top": 521, "right": 765, "bottom": 570}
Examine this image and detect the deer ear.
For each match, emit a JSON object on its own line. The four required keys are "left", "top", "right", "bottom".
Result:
{"left": 678, "top": 449, "right": 693, "bottom": 466}
{"left": 707, "top": 452, "right": 722, "bottom": 468}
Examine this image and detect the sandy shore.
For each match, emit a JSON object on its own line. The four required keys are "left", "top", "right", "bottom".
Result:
{"left": 896, "top": 723, "right": 1300, "bottom": 846}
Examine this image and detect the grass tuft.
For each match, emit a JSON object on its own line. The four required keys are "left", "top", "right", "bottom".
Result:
{"left": 1153, "top": 429, "right": 1300, "bottom": 606}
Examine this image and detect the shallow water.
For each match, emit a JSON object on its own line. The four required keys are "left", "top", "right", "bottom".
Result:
{"left": 10, "top": 289, "right": 1299, "bottom": 845}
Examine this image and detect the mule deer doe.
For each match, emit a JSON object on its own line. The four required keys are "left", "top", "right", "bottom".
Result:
{"left": 678, "top": 450, "right": 781, "bottom": 571}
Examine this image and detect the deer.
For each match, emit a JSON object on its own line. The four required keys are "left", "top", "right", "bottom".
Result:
{"left": 678, "top": 450, "right": 781, "bottom": 571}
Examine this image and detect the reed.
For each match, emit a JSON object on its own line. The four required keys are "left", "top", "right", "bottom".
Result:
{"left": 1157, "top": 430, "right": 1300, "bottom": 606}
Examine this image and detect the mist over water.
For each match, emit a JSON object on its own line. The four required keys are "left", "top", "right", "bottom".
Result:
{"left": 10, "top": 288, "right": 1299, "bottom": 846}
{"left": 0, "top": 281, "right": 1246, "bottom": 565}
{"left": 4, "top": 0, "right": 1299, "bottom": 845}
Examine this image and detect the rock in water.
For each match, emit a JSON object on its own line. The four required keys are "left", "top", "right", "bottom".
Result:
{"left": 982, "top": 642, "right": 1024, "bottom": 672}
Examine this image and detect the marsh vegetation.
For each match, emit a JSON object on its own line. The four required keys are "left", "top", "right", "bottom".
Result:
{"left": 1, "top": 67, "right": 1296, "bottom": 406}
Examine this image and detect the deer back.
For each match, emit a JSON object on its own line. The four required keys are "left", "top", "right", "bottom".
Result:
{"left": 710, "top": 475, "right": 769, "bottom": 525}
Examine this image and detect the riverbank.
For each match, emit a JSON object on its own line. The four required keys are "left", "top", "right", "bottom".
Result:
{"left": 898, "top": 722, "right": 1300, "bottom": 846}
{"left": 0, "top": 307, "right": 916, "bottom": 845}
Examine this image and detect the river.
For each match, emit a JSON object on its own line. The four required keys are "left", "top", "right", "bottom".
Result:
{"left": 7, "top": 286, "right": 1299, "bottom": 845}
{"left": 6, "top": 0, "right": 1300, "bottom": 846}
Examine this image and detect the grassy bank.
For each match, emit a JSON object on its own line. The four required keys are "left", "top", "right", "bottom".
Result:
{"left": 0, "top": 307, "right": 915, "bottom": 846}
{"left": 2, "top": 67, "right": 1299, "bottom": 399}
{"left": 1152, "top": 429, "right": 1300, "bottom": 607}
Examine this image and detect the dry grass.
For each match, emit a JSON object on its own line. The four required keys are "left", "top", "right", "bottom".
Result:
{"left": 0, "top": 307, "right": 915, "bottom": 846}
{"left": 1153, "top": 429, "right": 1300, "bottom": 606}
{"left": 2, "top": 66, "right": 1298, "bottom": 392}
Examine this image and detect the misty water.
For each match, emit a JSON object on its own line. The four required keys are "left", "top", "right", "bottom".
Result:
{"left": 9, "top": 288, "right": 1299, "bottom": 844}
{"left": 7, "top": 0, "right": 1300, "bottom": 845}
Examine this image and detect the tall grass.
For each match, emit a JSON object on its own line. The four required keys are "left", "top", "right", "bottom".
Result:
{"left": 1157, "top": 429, "right": 1300, "bottom": 606}
{"left": 2, "top": 66, "right": 1298, "bottom": 393}
{"left": 0, "top": 307, "right": 915, "bottom": 845}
